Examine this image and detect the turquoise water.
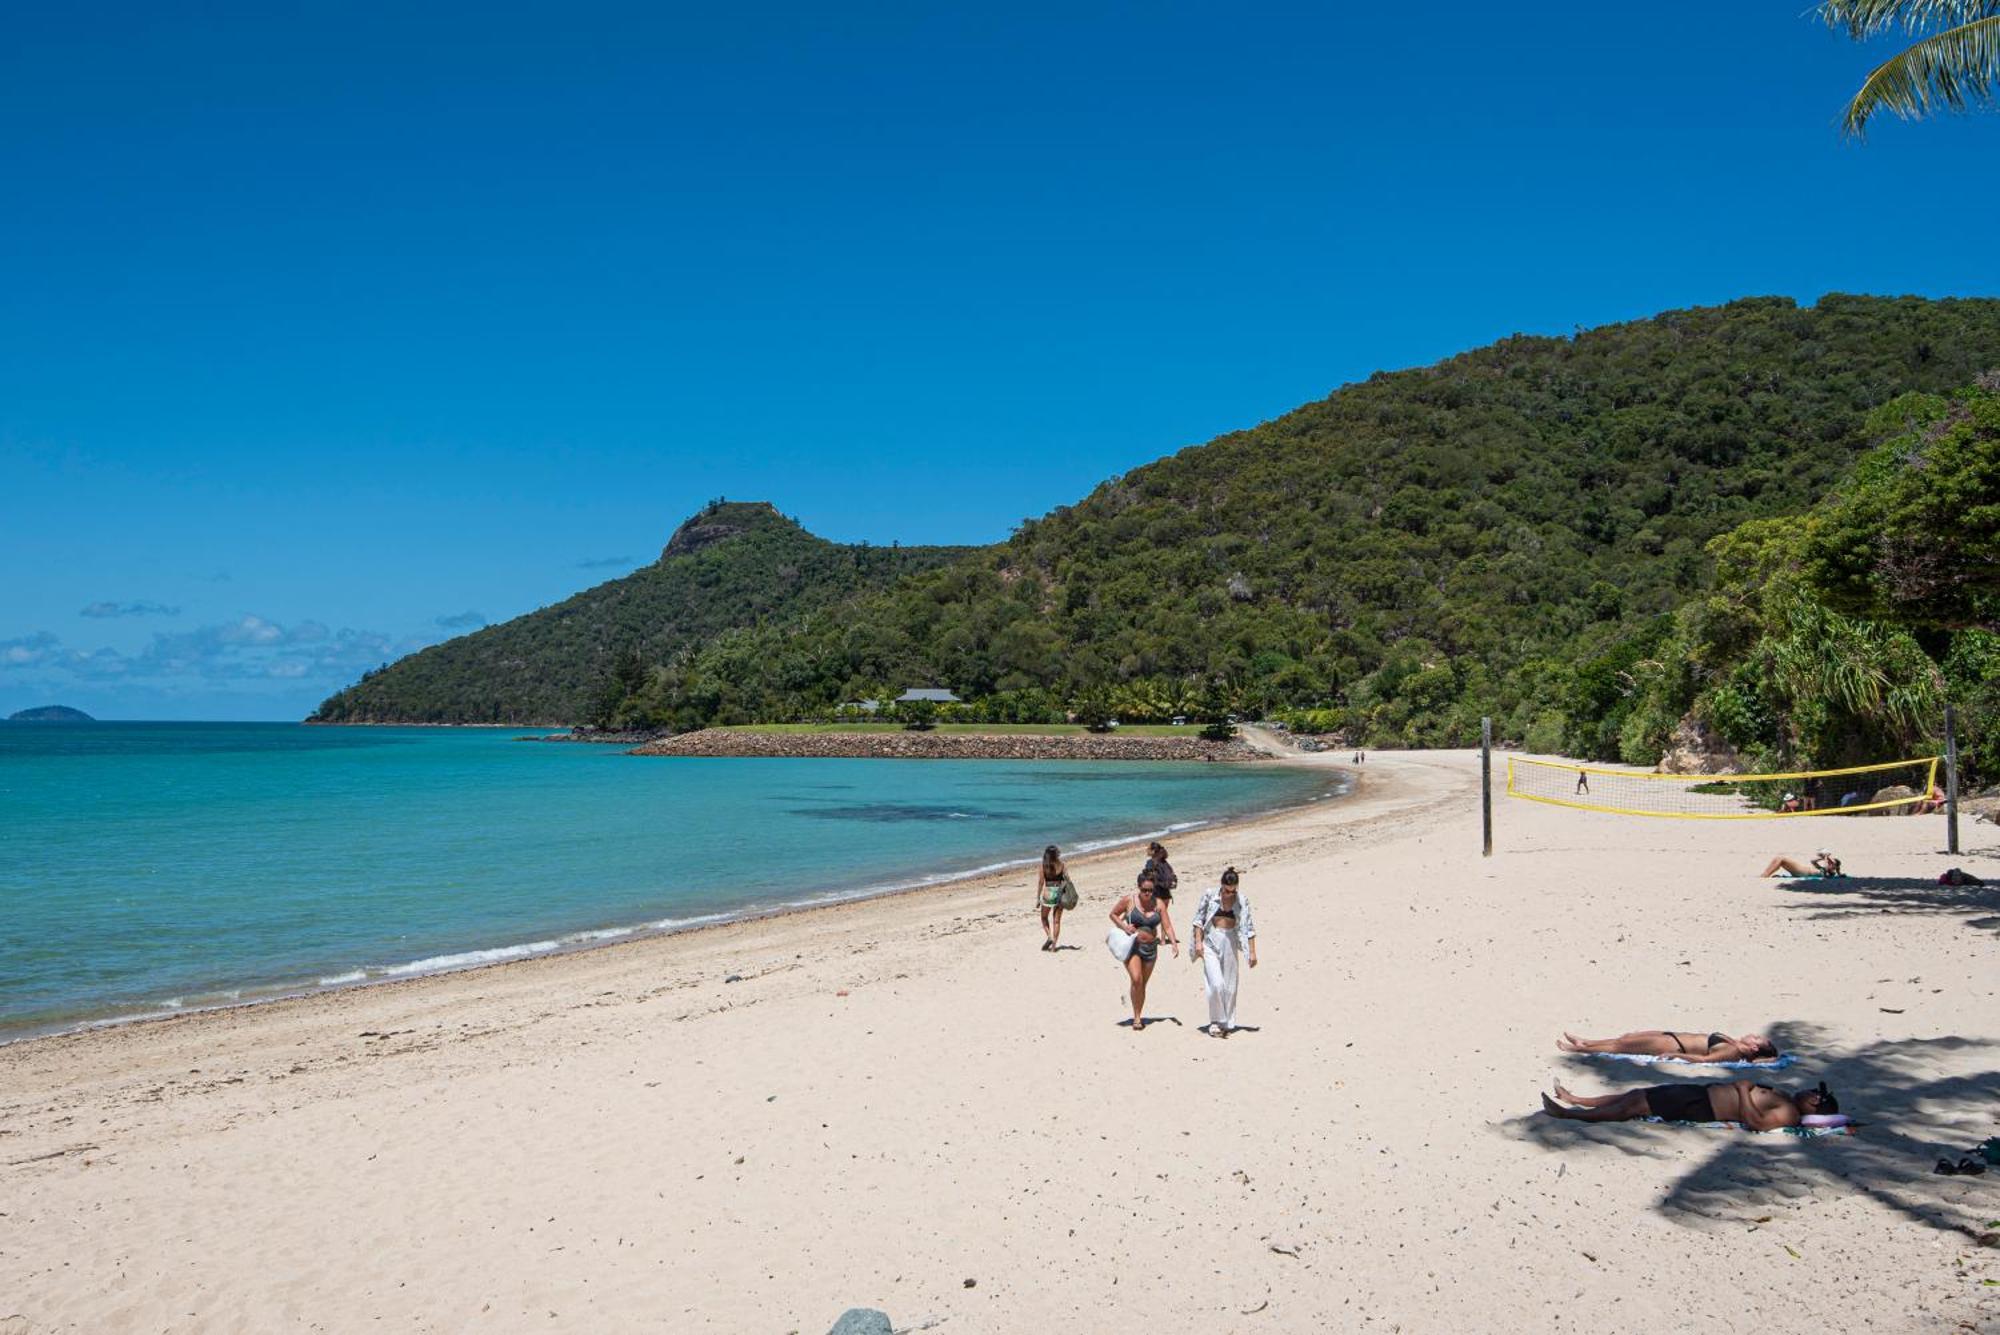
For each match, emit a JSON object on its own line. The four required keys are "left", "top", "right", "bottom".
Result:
{"left": 0, "top": 723, "right": 1338, "bottom": 1039}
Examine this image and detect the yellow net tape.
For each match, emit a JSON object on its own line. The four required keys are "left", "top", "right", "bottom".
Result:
{"left": 1505, "top": 755, "right": 1942, "bottom": 820}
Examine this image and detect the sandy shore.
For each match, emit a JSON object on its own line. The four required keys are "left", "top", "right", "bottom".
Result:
{"left": 2, "top": 749, "right": 1995, "bottom": 1333}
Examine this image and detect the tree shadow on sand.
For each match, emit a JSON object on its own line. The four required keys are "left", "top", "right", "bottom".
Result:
{"left": 1779, "top": 874, "right": 2000, "bottom": 938}
{"left": 1505, "top": 1023, "right": 2000, "bottom": 1239}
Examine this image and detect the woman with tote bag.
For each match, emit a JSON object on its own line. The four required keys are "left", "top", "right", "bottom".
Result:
{"left": 1035, "top": 845, "right": 1078, "bottom": 951}
{"left": 1106, "top": 871, "right": 1177, "bottom": 1030}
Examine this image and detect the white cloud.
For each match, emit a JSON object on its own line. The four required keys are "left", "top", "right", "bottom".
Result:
{"left": 219, "top": 615, "right": 286, "bottom": 646}
{"left": 3, "top": 616, "right": 439, "bottom": 690}
{"left": 80, "top": 600, "right": 181, "bottom": 619}
{"left": 1, "top": 632, "right": 59, "bottom": 667}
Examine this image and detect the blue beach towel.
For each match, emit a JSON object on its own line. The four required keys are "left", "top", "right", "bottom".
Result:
{"left": 1588, "top": 1050, "right": 1799, "bottom": 1072}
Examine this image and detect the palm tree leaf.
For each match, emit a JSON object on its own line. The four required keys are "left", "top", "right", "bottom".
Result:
{"left": 1820, "top": 1, "right": 2000, "bottom": 40}
{"left": 1840, "top": 15, "right": 2000, "bottom": 134}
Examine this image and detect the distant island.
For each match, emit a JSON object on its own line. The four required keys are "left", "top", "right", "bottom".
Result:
{"left": 7, "top": 705, "right": 95, "bottom": 723}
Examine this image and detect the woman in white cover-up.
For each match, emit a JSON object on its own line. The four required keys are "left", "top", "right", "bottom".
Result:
{"left": 1190, "top": 867, "right": 1257, "bottom": 1037}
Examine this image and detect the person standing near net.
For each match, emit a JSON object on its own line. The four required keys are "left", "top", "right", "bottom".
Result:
{"left": 1190, "top": 867, "right": 1258, "bottom": 1037}
{"left": 1575, "top": 768, "right": 1589, "bottom": 795}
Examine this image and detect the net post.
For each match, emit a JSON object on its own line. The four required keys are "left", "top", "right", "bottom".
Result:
{"left": 1481, "top": 717, "right": 1493, "bottom": 857}
{"left": 1945, "top": 705, "right": 1960, "bottom": 856}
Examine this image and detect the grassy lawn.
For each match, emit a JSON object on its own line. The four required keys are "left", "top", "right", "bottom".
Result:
{"left": 713, "top": 722, "right": 1206, "bottom": 737}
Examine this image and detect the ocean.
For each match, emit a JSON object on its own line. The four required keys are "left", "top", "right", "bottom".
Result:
{"left": 0, "top": 722, "right": 1339, "bottom": 1040}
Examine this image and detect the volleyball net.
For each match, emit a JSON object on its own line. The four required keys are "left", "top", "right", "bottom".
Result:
{"left": 1504, "top": 755, "right": 1942, "bottom": 820}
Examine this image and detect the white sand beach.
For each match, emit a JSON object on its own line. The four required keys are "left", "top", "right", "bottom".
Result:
{"left": 2, "top": 749, "right": 1995, "bottom": 1333}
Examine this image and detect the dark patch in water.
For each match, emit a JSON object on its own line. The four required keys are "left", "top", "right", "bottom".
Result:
{"left": 788, "top": 803, "right": 1017, "bottom": 824}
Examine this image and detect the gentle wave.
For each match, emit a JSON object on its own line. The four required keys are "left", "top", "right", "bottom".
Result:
{"left": 211, "top": 817, "right": 1248, "bottom": 1014}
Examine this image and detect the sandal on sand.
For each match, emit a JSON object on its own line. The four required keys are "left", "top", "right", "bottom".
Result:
{"left": 1935, "top": 1157, "right": 1987, "bottom": 1175}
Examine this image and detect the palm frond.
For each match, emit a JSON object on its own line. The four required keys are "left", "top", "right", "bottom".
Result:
{"left": 1840, "top": 14, "right": 2000, "bottom": 134}
{"left": 1820, "top": 0, "right": 2000, "bottom": 40}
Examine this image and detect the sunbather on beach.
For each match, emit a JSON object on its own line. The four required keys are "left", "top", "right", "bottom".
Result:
{"left": 1540, "top": 1079, "right": 1836, "bottom": 1128}
{"left": 1109, "top": 872, "right": 1177, "bottom": 1031}
{"left": 1558, "top": 1029, "right": 1779, "bottom": 1063}
{"left": 1760, "top": 849, "right": 1840, "bottom": 879}
{"left": 1035, "top": 845, "right": 1073, "bottom": 951}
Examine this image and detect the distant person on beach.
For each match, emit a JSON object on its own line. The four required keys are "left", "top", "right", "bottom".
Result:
{"left": 1558, "top": 1029, "right": 1779, "bottom": 1063}
{"left": 1575, "top": 768, "right": 1590, "bottom": 795}
{"left": 1139, "top": 841, "right": 1178, "bottom": 900}
{"left": 1914, "top": 783, "right": 1946, "bottom": 815}
{"left": 1760, "top": 850, "right": 1841, "bottom": 879}
{"left": 1541, "top": 1079, "right": 1836, "bottom": 1129}
{"left": 1109, "top": 872, "right": 1177, "bottom": 1031}
{"left": 1035, "top": 845, "right": 1073, "bottom": 951}
{"left": 1190, "top": 866, "right": 1258, "bottom": 1037}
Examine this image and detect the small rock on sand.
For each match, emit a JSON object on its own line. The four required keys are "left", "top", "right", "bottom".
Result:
{"left": 826, "top": 1310, "right": 892, "bottom": 1335}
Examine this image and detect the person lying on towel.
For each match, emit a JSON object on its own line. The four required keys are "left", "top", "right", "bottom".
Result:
{"left": 1540, "top": 1079, "right": 1837, "bottom": 1128}
{"left": 1558, "top": 1028, "right": 1780, "bottom": 1063}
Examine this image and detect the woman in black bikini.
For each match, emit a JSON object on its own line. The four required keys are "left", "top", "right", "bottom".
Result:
{"left": 1557, "top": 1029, "right": 1779, "bottom": 1063}
{"left": 1108, "top": 872, "right": 1178, "bottom": 1031}
{"left": 1035, "top": 845, "right": 1073, "bottom": 952}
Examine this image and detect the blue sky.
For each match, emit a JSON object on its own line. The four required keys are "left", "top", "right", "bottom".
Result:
{"left": 4, "top": 2, "right": 1998, "bottom": 719}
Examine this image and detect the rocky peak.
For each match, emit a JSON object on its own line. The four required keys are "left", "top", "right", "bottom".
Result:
{"left": 659, "top": 501, "right": 800, "bottom": 561}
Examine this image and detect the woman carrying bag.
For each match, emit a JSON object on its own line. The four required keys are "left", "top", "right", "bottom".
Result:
{"left": 1107, "top": 871, "right": 1177, "bottom": 1030}
{"left": 1035, "top": 845, "right": 1078, "bottom": 951}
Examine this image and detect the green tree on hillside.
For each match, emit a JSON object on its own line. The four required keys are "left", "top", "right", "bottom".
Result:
{"left": 1800, "top": 384, "right": 2000, "bottom": 630}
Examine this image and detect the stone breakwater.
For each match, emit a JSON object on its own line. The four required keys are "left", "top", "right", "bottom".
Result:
{"left": 629, "top": 729, "right": 1264, "bottom": 761}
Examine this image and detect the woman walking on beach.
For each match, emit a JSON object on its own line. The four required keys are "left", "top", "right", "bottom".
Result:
{"left": 1190, "top": 867, "right": 1257, "bottom": 1037}
{"left": 1109, "top": 871, "right": 1177, "bottom": 1030}
{"left": 1035, "top": 845, "right": 1075, "bottom": 951}
{"left": 1139, "top": 841, "right": 1178, "bottom": 901}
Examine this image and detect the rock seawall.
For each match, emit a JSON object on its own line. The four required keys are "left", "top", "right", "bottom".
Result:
{"left": 630, "top": 730, "right": 1263, "bottom": 761}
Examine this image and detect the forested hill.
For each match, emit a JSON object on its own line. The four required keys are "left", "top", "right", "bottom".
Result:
{"left": 603, "top": 295, "right": 2000, "bottom": 745}
{"left": 308, "top": 503, "right": 971, "bottom": 723}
